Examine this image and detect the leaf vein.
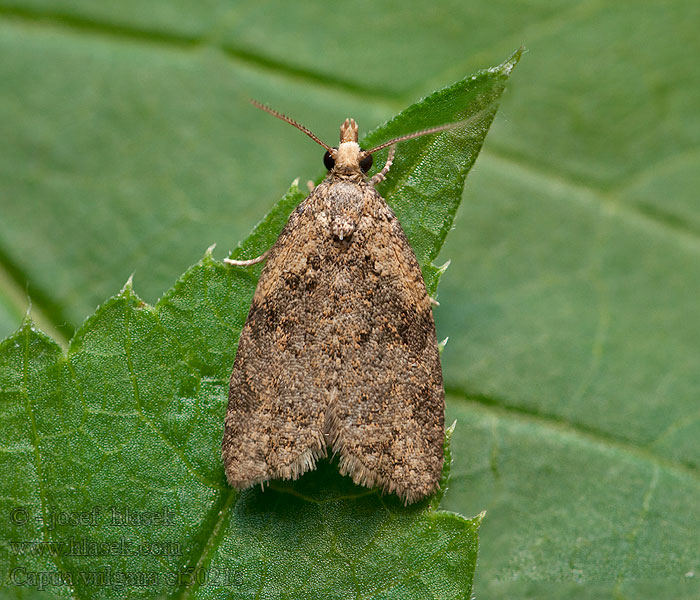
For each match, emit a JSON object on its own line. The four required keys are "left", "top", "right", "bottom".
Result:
{"left": 447, "top": 389, "right": 700, "bottom": 484}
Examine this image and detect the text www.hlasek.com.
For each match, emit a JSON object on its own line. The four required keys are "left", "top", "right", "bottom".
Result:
{"left": 10, "top": 537, "right": 181, "bottom": 557}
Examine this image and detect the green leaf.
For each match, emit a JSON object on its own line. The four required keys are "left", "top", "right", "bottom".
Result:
{"left": 4, "top": 1, "right": 697, "bottom": 597}
{"left": 432, "top": 4, "right": 700, "bottom": 597}
{"left": 0, "top": 54, "right": 519, "bottom": 598}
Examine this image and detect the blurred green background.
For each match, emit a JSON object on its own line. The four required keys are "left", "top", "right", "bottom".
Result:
{"left": 1, "top": 1, "right": 698, "bottom": 598}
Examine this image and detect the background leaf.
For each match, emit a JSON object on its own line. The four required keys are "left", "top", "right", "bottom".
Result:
{"left": 1, "top": 1, "right": 698, "bottom": 598}
{"left": 0, "top": 57, "right": 518, "bottom": 598}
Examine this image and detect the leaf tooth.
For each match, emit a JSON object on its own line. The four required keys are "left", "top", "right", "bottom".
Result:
{"left": 120, "top": 273, "right": 135, "bottom": 295}
{"left": 437, "top": 258, "right": 451, "bottom": 274}
{"left": 117, "top": 274, "right": 147, "bottom": 308}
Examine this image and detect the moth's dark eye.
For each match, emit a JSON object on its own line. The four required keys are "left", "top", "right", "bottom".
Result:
{"left": 323, "top": 150, "right": 335, "bottom": 171}
{"left": 359, "top": 153, "right": 373, "bottom": 173}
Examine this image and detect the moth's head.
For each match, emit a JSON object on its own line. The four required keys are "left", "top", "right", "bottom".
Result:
{"left": 322, "top": 118, "right": 373, "bottom": 176}
{"left": 249, "top": 99, "right": 473, "bottom": 180}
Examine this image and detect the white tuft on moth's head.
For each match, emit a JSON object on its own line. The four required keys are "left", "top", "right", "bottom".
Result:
{"left": 334, "top": 141, "right": 361, "bottom": 169}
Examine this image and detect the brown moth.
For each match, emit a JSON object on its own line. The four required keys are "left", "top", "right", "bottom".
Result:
{"left": 222, "top": 102, "right": 457, "bottom": 504}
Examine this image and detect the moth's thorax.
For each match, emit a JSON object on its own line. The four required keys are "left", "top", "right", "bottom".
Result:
{"left": 313, "top": 178, "right": 371, "bottom": 242}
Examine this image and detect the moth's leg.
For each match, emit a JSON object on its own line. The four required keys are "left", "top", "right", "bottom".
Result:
{"left": 307, "top": 180, "right": 315, "bottom": 193}
{"left": 224, "top": 250, "right": 270, "bottom": 267}
{"left": 369, "top": 145, "right": 396, "bottom": 186}
{"left": 429, "top": 296, "right": 440, "bottom": 306}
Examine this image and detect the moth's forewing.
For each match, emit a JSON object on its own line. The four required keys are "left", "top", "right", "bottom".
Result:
{"left": 324, "top": 185, "right": 444, "bottom": 503}
{"left": 222, "top": 194, "right": 328, "bottom": 490}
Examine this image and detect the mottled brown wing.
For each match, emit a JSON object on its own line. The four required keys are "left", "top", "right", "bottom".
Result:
{"left": 324, "top": 187, "right": 445, "bottom": 504}
{"left": 222, "top": 193, "right": 330, "bottom": 490}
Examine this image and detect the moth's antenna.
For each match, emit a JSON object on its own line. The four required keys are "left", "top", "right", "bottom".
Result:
{"left": 251, "top": 99, "right": 333, "bottom": 152}
{"left": 365, "top": 106, "right": 493, "bottom": 155}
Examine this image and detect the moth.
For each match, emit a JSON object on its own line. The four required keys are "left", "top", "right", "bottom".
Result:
{"left": 222, "top": 101, "right": 458, "bottom": 504}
